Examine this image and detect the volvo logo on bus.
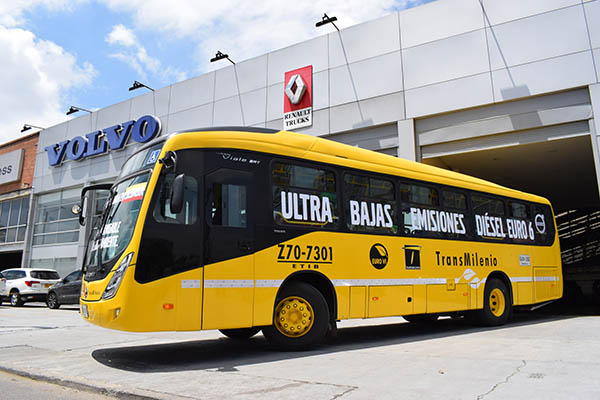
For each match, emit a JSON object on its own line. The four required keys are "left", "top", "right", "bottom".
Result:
{"left": 45, "top": 115, "right": 161, "bottom": 167}
{"left": 535, "top": 214, "right": 546, "bottom": 234}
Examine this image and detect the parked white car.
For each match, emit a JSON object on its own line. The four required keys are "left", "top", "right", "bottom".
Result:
{"left": 0, "top": 268, "right": 61, "bottom": 307}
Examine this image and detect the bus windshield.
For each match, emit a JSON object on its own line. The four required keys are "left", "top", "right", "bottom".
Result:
{"left": 85, "top": 173, "right": 149, "bottom": 274}
{"left": 83, "top": 141, "right": 163, "bottom": 277}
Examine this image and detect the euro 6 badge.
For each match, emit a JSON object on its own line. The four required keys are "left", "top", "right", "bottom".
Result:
{"left": 370, "top": 244, "right": 388, "bottom": 269}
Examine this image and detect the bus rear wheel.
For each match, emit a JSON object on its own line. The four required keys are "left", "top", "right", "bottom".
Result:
{"left": 262, "top": 282, "right": 329, "bottom": 350}
{"left": 219, "top": 327, "right": 260, "bottom": 340}
{"left": 477, "top": 278, "right": 511, "bottom": 326}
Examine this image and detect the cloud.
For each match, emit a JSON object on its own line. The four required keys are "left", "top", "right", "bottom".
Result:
{"left": 99, "top": 0, "right": 419, "bottom": 73}
{"left": 106, "top": 24, "right": 137, "bottom": 47}
{"left": 0, "top": 24, "right": 96, "bottom": 143}
{"left": 0, "top": 0, "right": 86, "bottom": 27}
{"left": 105, "top": 24, "right": 187, "bottom": 84}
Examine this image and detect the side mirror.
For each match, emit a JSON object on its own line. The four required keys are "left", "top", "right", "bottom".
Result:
{"left": 79, "top": 193, "right": 89, "bottom": 226}
{"left": 170, "top": 173, "right": 185, "bottom": 214}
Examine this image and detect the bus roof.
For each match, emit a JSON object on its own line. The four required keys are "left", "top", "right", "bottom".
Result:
{"left": 165, "top": 127, "right": 551, "bottom": 205}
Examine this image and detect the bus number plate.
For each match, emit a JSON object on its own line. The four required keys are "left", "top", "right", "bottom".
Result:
{"left": 277, "top": 244, "right": 333, "bottom": 269}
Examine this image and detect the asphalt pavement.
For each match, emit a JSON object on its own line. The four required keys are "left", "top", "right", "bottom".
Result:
{"left": 0, "top": 302, "right": 599, "bottom": 399}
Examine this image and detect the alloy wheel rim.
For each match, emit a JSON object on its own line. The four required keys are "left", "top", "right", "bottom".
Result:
{"left": 489, "top": 288, "right": 506, "bottom": 317}
{"left": 274, "top": 296, "right": 314, "bottom": 338}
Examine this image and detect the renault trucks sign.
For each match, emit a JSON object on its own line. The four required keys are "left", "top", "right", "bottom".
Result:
{"left": 284, "top": 65, "right": 313, "bottom": 130}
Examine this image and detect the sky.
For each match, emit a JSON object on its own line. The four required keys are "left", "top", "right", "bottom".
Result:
{"left": 0, "top": 0, "right": 435, "bottom": 144}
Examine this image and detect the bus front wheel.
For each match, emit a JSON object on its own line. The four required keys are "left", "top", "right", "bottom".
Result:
{"left": 219, "top": 327, "right": 260, "bottom": 340}
{"left": 262, "top": 282, "right": 330, "bottom": 350}
{"left": 477, "top": 278, "right": 511, "bottom": 326}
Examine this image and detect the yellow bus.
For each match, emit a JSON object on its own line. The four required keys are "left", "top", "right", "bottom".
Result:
{"left": 78, "top": 127, "right": 562, "bottom": 350}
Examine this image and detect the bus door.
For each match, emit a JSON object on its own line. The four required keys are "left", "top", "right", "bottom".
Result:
{"left": 202, "top": 166, "right": 256, "bottom": 330}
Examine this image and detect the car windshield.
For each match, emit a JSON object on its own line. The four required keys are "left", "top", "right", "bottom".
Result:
{"left": 30, "top": 271, "right": 60, "bottom": 280}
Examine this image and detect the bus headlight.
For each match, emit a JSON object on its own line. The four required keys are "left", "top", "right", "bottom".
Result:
{"left": 102, "top": 252, "right": 134, "bottom": 300}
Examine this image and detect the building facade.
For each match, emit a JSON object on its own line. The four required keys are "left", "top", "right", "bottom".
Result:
{"left": 31, "top": 0, "right": 600, "bottom": 278}
{"left": 0, "top": 132, "right": 38, "bottom": 270}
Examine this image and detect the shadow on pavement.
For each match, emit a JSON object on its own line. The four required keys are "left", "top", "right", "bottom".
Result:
{"left": 91, "top": 310, "right": 586, "bottom": 373}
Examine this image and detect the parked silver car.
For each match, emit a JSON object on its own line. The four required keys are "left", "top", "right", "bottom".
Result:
{"left": 0, "top": 268, "right": 61, "bottom": 307}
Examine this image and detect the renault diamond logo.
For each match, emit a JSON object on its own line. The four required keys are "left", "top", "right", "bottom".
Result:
{"left": 285, "top": 74, "right": 306, "bottom": 104}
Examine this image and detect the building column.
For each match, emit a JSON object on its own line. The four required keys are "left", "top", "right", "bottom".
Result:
{"left": 587, "top": 84, "right": 600, "bottom": 200}
{"left": 397, "top": 118, "right": 417, "bottom": 161}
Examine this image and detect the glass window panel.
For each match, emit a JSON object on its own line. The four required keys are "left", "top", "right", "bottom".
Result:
{"left": 0, "top": 229, "right": 7, "bottom": 243}
{"left": 43, "top": 234, "right": 58, "bottom": 245}
{"left": 16, "top": 227, "right": 26, "bottom": 242}
{"left": 211, "top": 183, "right": 246, "bottom": 228}
{"left": 443, "top": 191, "right": 467, "bottom": 210}
{"left": 37, "top": 205, "right": 59, "bottom": 223}
{"left": 57, "top": 219, "right": 79, "bottom": 232}
{"left": 59, "top": 202, "right": 78, "bottom": 220}
{"left": 6, "top": 228, "right": 16, "bottom": 242}
{"left": 509, "top": 201, "right": 530, "bottom": 219}
{"left": 56, "top": 231, "right": 79, "bottom": 243}
{"left": 9, "top": 199, "right": 20, "bottom": 226}
{"left": 344, "top": 174, "right": 396, "bottom": 234}
{"left": 272, "top": 162, "right": 335, "bottom": 192}
{"left": 38, "top": 192, "right": 61, "bottom": 205}
{"left": 0, "top": 202, "right": 9, "bottom": 228}
{"left": 400, "top": 184, "right": 439, "bottom": 206}
{"left": 153, "top": 174, "right": 198, "bottom": 225}
{"left": 472, "top": 195, "right": 505, "bottom": 216}
{"left": 61, "top": 188, "right": 81, "bottom": 201}
{"left": 19, "top": 197, "right": 29, "bottom": 225}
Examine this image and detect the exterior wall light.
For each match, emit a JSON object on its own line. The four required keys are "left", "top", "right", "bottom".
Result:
{"left": 21, "top": 124, "right": 45, "bottom": 132}
{"left": 210, "top": 51, "right": 235, "bottom": 65}
{"left": 316, "top": 13, "right": 339, "bottom": 31}
{"left": 129, "top": 81, "right": 154, "bottom": 92}
{"left": 66, "top": 106, "right": 92, "bottom": 116}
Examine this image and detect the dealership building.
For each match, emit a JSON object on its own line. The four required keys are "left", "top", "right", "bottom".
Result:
{"left": 12, "top": 0, "right": 600, "bottom": 281}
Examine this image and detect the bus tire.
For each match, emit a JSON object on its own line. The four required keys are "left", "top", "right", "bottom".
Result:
{"left": 219, "top": 327, "right": 260, "bottom": 340}
{"left": 403, "top": 314, "right": 438, "bottom": 324}
{"left": 477, "top": 278, "right": 511, "bottom": 326}
{"left": 262, "top": 282, "right": 329, "bottom": 351}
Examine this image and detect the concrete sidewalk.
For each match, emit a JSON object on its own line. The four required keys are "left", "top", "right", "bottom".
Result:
{"left": 0, "top": 304, "right": 599, "bottom": 399}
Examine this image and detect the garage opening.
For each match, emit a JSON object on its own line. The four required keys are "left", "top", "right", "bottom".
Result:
{"left": 416, "top": 87, "right": 600, "bottom": 306}
{"left": 0, "top": 251, "right": 23, "bottom": 271}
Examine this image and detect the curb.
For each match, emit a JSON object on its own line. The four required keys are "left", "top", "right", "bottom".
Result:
{"left": 0, "top": 365, "right": 158, "bottom": 400}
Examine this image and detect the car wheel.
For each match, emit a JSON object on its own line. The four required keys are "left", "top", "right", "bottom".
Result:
{"left": 219, "top": 327, "right": 261, "bottom": 340}
{"left": 10, "top": 292, "right": 23, "bottom": 307}
{"left": 262, "top": 282, "right": 329, "bottom": 351}
{"left": 46, "top": 292, "right": 60, "bottom": 309}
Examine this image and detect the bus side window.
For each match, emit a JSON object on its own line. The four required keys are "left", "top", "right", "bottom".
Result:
{"left": 210, "top": 183, "right": 247, "bottom": 228}
{"left": 399, "top": 183, "right": 441, "bottom": 237}
{"left": 271, "top": 161, "right": 338, "bottom": 228}
{"left": 472, "top": 194, "right": 505, "bottom": 216}
{"left": 343, "top": 173, "right": 397, "bottom": 234}
{"left": 153, "top": 173, "right": 198, "bottom": 225}
{"left": 509, "top": 201, "right": 530, "bottom": 219}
